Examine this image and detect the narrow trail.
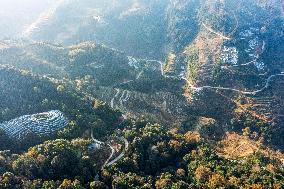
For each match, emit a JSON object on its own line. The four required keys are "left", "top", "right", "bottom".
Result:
{"left": 223, "top": 60, "right": 256, "bottom": 68}
{"left": 103, "top": 143, "right": 115, "bottom": 168}
{"left": 123, "top": 91, "right": 131, "bottom": 103}
{"left": 119, "top": 80, "right": 134, "bottom": 85}
{"left": 109, "top": 60, "right": 153, "bottom": 108}
{"left": 159, "top": 59, "right": 283, "bottom": 96}
{"left": 119, "top": 90, "right": 127, "bottom": 108}
{"left": 201, "top": 22, "right": 231, "bottom": 40}
{"left": 91, "top": 131, "right": 104, "bottom": 146}
{"left": 131, "top": 57, "right": 163, "bottom": 75}
{"left": 159, "top": 61, "right": 164, "bottom": 76}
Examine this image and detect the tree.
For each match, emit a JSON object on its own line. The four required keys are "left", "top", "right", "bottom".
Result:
{"left": 0, "top": 129, "right": 12, "bottom": 150}
{"left": 59, "top": 179, "right": 84, "bottom": 189}
{"left": 112, "top": 173, "right": 152, "bottom": 189}
{"left": 90, "top": 181, "right": 109, "bottom": 189}
{"left": 42, "top": 181, "right": 58, "bottom": 189}
{"left": 155, "top": 173, "right": 173, "bottom": 189}
{"left": 171, "top": 181, "right": 190, "bottom": 189}
{"left": 207, "top": 173, "right": 226, "bottom": 189}
{"left": 0, "top": 172, "right": 18, "bottom": 188}
{"left": 12, "top": 156, "right": 39, "bottom": 179}
{"left": 195, "top": 166, "right": 212, "bottom": 183}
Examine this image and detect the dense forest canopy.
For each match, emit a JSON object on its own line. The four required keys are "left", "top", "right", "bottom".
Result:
{"left": 0, "top": 0, "right": 283, "bottom": 188}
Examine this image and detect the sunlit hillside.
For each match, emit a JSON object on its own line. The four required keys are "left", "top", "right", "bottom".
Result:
{"left": 0, "top": 0, "right": 57, "bottom": 38}
{"left": 0, "top": 0, "right": 283, "bottom": 188}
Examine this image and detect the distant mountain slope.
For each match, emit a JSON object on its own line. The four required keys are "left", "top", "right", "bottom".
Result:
{"left": 2, "top": 2, "right": 284, "bottom": 188}
{"left": 1, "top": 35, "right": 283, "bottom": 150}
{"left": 23, "top": 0, "right": 284, "bottom": 61}
{"left": 23, "top": 0, "right": 169, "bottom": 59}
{"left": 0, "top": 0, "right": 56, "bottom": 38}
{"left": 174, "top": 0, "right": 284, "bottom": 149}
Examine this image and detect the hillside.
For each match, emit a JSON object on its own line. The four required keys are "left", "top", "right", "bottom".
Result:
{"left": 0, "top": 0, "right": 283, "bottom": 188}
{"left": 22, "top": 0, "right": 169, "bottom": 59}
{"left": 0, "top": 66, "right": 122, "bottom": 149}
{"left": 0, "top": 40, "right": 189, "bottom": 126}
{"left": 0, "top": 0, "right": 56, "bottom": 38}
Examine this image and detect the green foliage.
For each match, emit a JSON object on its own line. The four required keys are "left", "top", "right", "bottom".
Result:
{"left": 112, "top": 173, "right": 153, "bottom": 189}
{"left": 0, "top": 129, "right": 13, "bottom": 151}
{"left": 42, "top": 180, "right": 57, "bottom": 189}
{"left": 90, "top": 181, "right": 109, "bottom": 189}
{"left": 166, "top": 0, "right": 200, "bottom": 52}
{"left": 0, "top": 1, "right": 284, "bottom": 188}
{"left": 58, "top": 179, "right": 84, "bottom": 189}
{"left": 0, "top": 121, "right": 283, "bottom": 188}
{"left": 12, "top": 156, "right": 39, "bottom": 179}
{"left": 186, "top": 46, "right": 199, "bottom": 84}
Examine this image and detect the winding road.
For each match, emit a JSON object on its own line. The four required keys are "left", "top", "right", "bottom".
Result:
{"left": 158, "top": 55, "right": 283, "bottom": 96}
{"left": 91, "top": 41, "right": 283, "bottom": 170}
{"left": 181, "top": 73, "right": 284, "bottom": 96}
{"left": 136, "top": 70, "right": 144, "bottom": 79}
{"left": 110, "top": 89, "right": 120, "bottom": 109}
{"left": 103, "top": 143, "right": 115, "bottom": 168}
{"left": 105, "top": 136, "right": 129, "bottom": 167}
{"left": 91, "top": 130, "right": 129, "bottom": 169}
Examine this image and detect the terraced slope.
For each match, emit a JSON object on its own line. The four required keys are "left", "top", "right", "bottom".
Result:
{"left": 0, "top": 41, "right": 188, "bottom": 125}
{"left": 0, "top": 110, "right": 68, "bottom": 140}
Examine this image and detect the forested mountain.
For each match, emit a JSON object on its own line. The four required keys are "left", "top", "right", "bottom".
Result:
{"left": 0, "top": 40, "right": 187, "bottom": 126}
{"left": 0, "top": 0, "right": 284, "bottom": 188}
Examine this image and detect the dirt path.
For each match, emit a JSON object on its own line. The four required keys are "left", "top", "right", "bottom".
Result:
{"left": 202, "top": 22, "right": 231, "bottom": 40}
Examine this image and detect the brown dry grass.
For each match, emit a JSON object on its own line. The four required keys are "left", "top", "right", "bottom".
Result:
{"left": 184, "top": 31, "right": 223, "bottom": 67}
{"left": 199, "top": 117, "right": 217, "bottom": 126}
{"left": 217, "top": 132, "right": 284, "bottom": 160}
{"left": 183, "top": 31, "right": 224, "bottom": 99}
{"left": 217, "top": 133, "right": 259, "bottom": 159}
{"left": 234, "top": 97, "right": 273, "bottom": 123}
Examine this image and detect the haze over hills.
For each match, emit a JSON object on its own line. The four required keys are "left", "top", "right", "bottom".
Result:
{"left": 0, "top": 0, "right": 284, "bottom": 188}
{"left": 5, "top": 0, "right": 284, "bottom": 147}
{"left": 0, "top": 0, "right": 56, "bottom": 38}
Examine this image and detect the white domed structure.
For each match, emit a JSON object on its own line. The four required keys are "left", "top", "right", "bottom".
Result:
{"left": 0, "top": 110, "right": 68, "bottom": 140}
